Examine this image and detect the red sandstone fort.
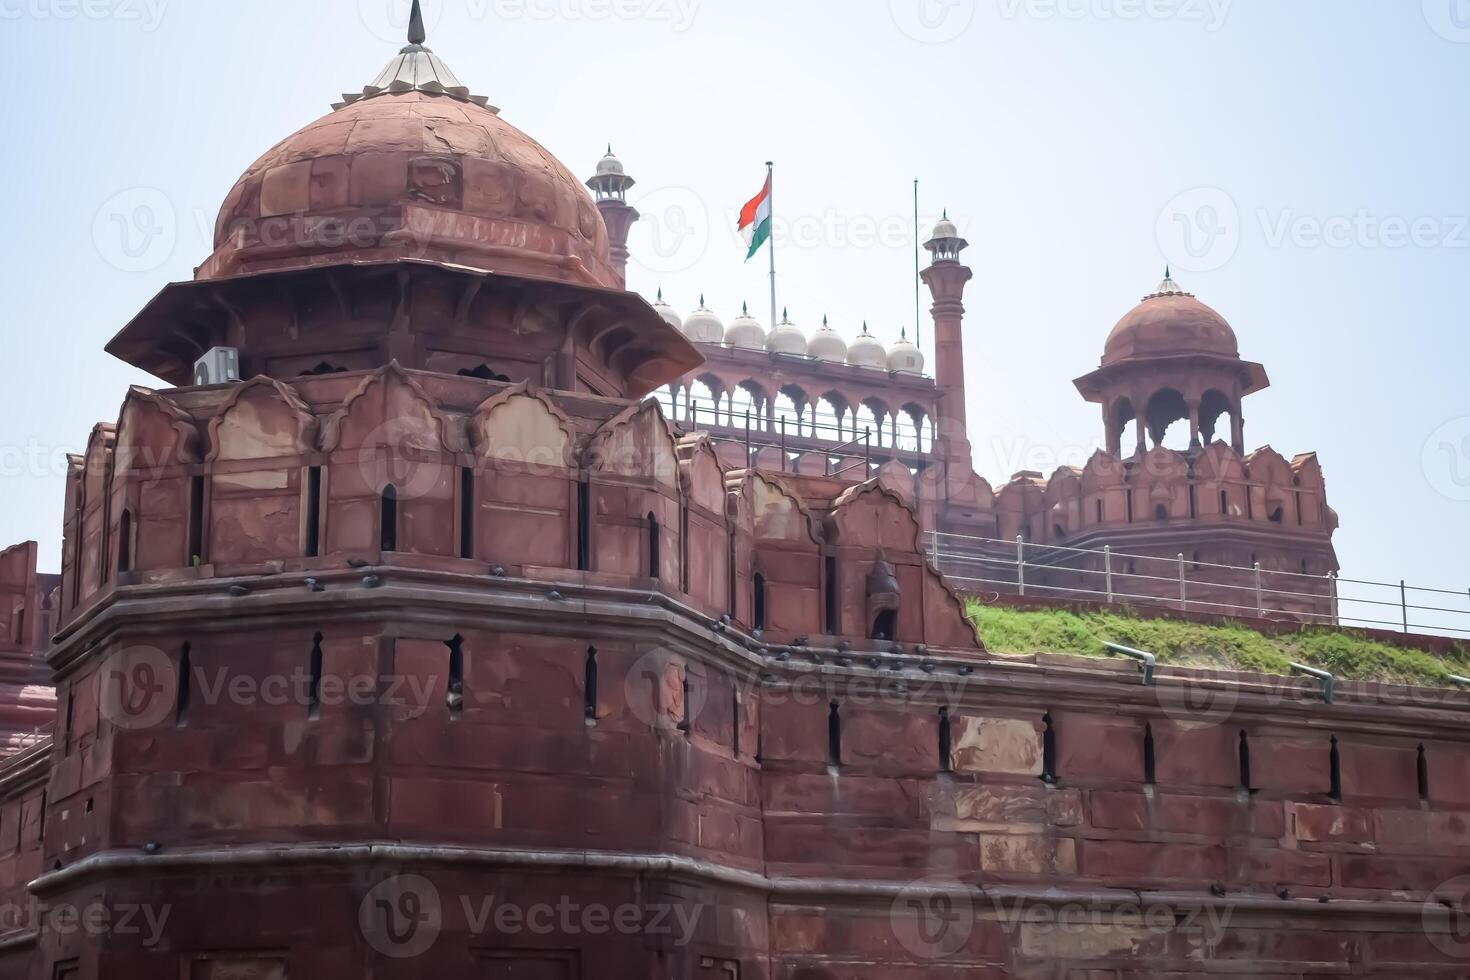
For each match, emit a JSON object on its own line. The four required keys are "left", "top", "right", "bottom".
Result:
{"left": 0, "top": 6, "right": 1465, "bottom": 978}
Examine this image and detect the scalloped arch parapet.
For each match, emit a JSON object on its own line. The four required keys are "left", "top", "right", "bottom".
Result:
{"left": 208, "top": 377, "right": 318, "bottom": 462}
{"left": 471, "top": 381, "right": 578, "bottom": 471}
{"left": 584, "top": 399, "right": 681, "bottom": 489}
{"left": 115, "top": 387, "right": 201, "bottom": 475}
{"left": 678, "top": 437, "right": 729, "bottom": 515}
{"left": 319, "top": 362, "right": 464, "bottom": 456}
{"left": 737, "top": 471, "right": 820, "bottom": 546}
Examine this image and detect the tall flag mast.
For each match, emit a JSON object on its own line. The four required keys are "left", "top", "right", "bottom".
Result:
{"left": 739, "top": 163, "right": 778, "bottom": 330}
{"left": 914, "top": 178, "right": 922, "bottom": 352}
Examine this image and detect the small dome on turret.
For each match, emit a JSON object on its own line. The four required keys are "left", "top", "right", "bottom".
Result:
{"left": 650, "top": 289, "right": 682, "bottom": 330}
{"left": 767, "top": 308, "right": 807, "bottom": 356}
{"left": 807, "top": 315, "right": 847, "bottom": 362}
{"left": 887, "top": 328, "right": 925, "bottom": 375}
{"left": 683, "top": 295, "right": 725, "bottom": 344}
{"left": 932, "top": 215, "right": 960, "bottom": 240}
{"left": 725, "top": 303, "right": 767, "bottom": 350}
{"left": 847, "top": 322, "right": 887, "bottom": 369}
{"left": 595, "top": 146, "right": 625, "bottom": 177}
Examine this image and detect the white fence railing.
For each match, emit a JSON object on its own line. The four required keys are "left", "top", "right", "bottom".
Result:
{"left": 928, "top": 530, "right": 1470, "bottom": 639}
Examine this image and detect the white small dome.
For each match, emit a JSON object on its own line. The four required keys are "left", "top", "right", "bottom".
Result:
{"left": 807, "top": 315, "right": 847, "bottom": 362}
{"left": 595, "top": 146, "right": 624, "bottom": 177}
{"left": 932, "top": 215, "right": 959, "bottom": 240}
{"left": 847, "top": 322, "right": 887, "bottom": 369}
{"left": 887, "top": 328, "right": 925, "bottom": 375}
{"left": 651, "top": 289, "right": 682, "bottom": 330}
{"left": 725, "top": 303, "right": 767, "bottom": 350}
{"left": 683, "top": 296, "right": 725, "bottom": 344}
{"left": 767, "top": 308, "right": 807, "bottom": 356}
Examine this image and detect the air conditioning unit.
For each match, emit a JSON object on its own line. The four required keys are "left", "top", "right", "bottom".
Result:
{"left": 193, "top": 347, "right": 241, "bottom": 386}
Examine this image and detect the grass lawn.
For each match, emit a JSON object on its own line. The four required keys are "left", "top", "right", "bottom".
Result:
{"left": 967, "top": 601, "right": 1470, "bottom": 688}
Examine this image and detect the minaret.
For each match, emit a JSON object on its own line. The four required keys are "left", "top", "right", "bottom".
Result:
{"left": 586, "top": 146, "right": 639, "bottom": 287}
{"left": 921, "top": 212, "right": 974, "bottom": 475}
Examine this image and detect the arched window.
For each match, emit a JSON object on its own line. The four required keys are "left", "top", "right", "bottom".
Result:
{"left": 871, "top": 608, "right": 898, "bottom": 641}
{"left": 753, "top": 573, "right": 767, "bottom": 631}
{"left": 117, "top": 510, "right": 133, "bottom": 573}
{"left": 647, "top": 512, "right": 661, "bottom": 580}
{"left": 381, "top": 485, "right": 399, "bottom": 552}
{"left": 1144, "top": 388, "right": 1191, "bottom": 451}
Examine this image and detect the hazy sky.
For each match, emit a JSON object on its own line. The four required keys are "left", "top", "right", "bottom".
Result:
{"left": 1, "top": 0, "right": 1467, "bottom": 614}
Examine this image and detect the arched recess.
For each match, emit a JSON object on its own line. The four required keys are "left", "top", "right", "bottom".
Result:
{"left": 1110, "top": 397, "right": 1139, "bottom": 456}
{"left": 816, "top": 392, "right": 849, "bottom": 442}
{"left": 856, "top": 398, "right": 889, "bottom": 449}
{"left": 1199, "top": 388, "right": 1235, "bottom": 445}
{"left": 113, "top": 388, "right": 203, "bottom": 573}
{"left": 685, "top": 376, "right": 721, "bottom": 430}
{"left": 774, "top": 385, "right": 808, "bottom": 438}
{"left": 585, "top": 399, "right": 684, "bottom": 581}
{"left": 1145, "top": 388, "right": 1191, "bottom": 451}
{"left": 207, "top": 377, "right": 320, "bottom": 566}
{"left": 470, "top": 383, "right": 579, "bottom": 569}
{"left": 731, "top": 380, "right": 766, "bottom": 433}
{"left": 319, "top": 363, "right": 464, "bottom": 558}
{"left": 896, "top": 404, "right": 929, "bottom": 453}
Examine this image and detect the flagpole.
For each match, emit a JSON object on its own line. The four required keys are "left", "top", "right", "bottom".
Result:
{"left": 766, "top": 161, "right": 777, "bottom": 331}
{"left": 913, "top": 178, "right": 921, "bottom": 352}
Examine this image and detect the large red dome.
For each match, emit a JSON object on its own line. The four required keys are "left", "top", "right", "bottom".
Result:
{"left": 1103, "top": 278, "right": 1239, "bottom": 365}
{"left": 200, "top": 91, "right": 616, "bottom": 288}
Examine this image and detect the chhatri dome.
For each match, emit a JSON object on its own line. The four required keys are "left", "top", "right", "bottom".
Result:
{"left": 847, "top": 322, "right": 887, "bottom": 369}
{"left": 807, "top": 315, "right": 847, "bottom": 362}
{"left": 1103, "top": 269, "right": 1240, "bottom": 365}
{"left": 767, "top": 309, "right": 808, "bottom": 356}
{"left": 683, "top": 295, "right": 725, "bottom": 344}
{"left": 201, "top": 0, "right": 617, "bottom": 287}
{"left": 650, "top": 289, "right": 682, "bottom": 330}
{"left": 725, "top": 303, "right": 767, "bottom": 350}
{"left": 887, "top": 327, "right": 925, "bottom": 375}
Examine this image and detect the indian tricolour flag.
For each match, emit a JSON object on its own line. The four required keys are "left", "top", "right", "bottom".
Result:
{"left": 738, "top": 172, "right": 773, "bottom": 261}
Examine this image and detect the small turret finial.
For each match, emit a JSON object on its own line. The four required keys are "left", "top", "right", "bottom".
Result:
{"left": 699, "top": 293, "right": 706, "bottom": 307}
{"left": 782, "top": 306, "right": 789, "bottom": 321}
{"left": 1165, "top": 264, "right": 1172, "bottom": 280}
{"left": 742, "top": 301, "right": 749, "bottom": 316}
{"left": 823, "top": 315, "right": 829, "bottom": 328}
{"left": 942, "top": 208, "right": 949, "bottom": 220}
{"left": 408, "top": 0, "right": 427, "bottom": 45}
{"left": 901, "top": 326, "right": 908, "bottom": 341}
{"left": 657, "top": 287, "right": 664, "bottom": 301}
{"left": 607, "top": 143, "right": 614, "bottom": 156}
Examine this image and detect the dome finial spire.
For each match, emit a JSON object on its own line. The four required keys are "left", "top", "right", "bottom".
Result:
{"left": 408, "top": 0, "right": 427, "bottom": 45}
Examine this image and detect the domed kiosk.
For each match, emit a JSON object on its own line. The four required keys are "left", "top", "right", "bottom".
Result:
{"left": 104, "top": 7, "right": 699, "bottom": 399}
{"left": 1075, "top": 270, "right": 1268, "bottom": 455}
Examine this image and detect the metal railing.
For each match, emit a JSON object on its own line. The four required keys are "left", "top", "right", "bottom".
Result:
{"left": 674, "top": 406, "right": 878, "bottom": 477}
{"left": 656, "top": 392, "right": 937, "bottom": 455}
{"left": 927, "top": 530, "right": 1470, "bottom": 639}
